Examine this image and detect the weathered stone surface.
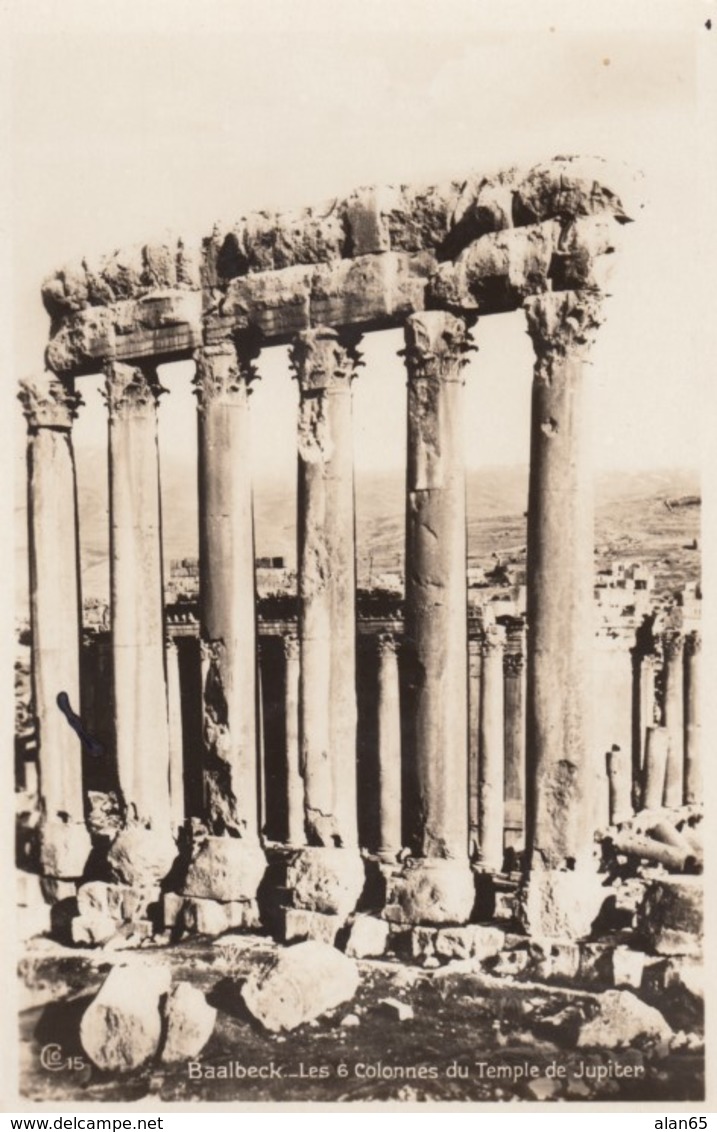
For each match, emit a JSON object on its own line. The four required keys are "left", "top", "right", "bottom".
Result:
{"left": 286, "top": 848, "right": 365, "bottom": 918}
{"left": 39, "top": 876, "right": 77, "bottom": 905}
{"left": 610, "top": 946, "right": 648, "bottom": 989}
{"left": 490, "top": 948, "right": 531, "bottom": 977}
{"left": 377, "top": 997, "right": 414, "bottom": 1022}
{"left": 39, "top": 821, "right": 92, "bottom": 880}
{"left": 385, "top": 861, "right": 476, "bottom": 926}
{"left": 77, "top": 881, "right": 160, "bottom": 924}
{"left": 641, "top": 958, "right": 704, "bottom": 1032}
{"left": 577, "top": 990, "right": 672, "bottom": 1051}
{"left": 636, "top": 876, "right": 703, "bottom": 957}
{"left": 71, "top": 913, "right": 118, "bottom": 947}
{"left": 162, "top": 892, "right": 185, "bottom": 929}
{"left": 180, "top": 897, "right": 260, "bottom": 937}
{"left": 527, "top": 939, "right": 581, "bottom": 982}
{"left": 80, "top": 964, "right": 171, "bottom": 1071}
{"left": 434, "top": 925, "right": 504, "bottom": 962}
{"left": 181, "top": 837, "right": 266, "bottom": 902}
{"left": 517, "top": 869, "right": 608, "bottom": 940}
{"left": 160, "top": 982, "right": 217, "bottom": 1063}
{"left": 344, "top": 915, "right": 390, "bottom": 959}
{"left": 241, "top": 941, "right": 360, "bottom": 1032}
{"left": 513, "top": 157, "right": 638, "bottom": 226}
{"left": 279, "top": 908, "right": 343, "bottom": 946}
{"left": 107, "top": 826, "right": 177, "bottom": 887}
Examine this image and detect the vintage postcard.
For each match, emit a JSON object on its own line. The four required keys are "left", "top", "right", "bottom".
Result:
{"left": 2, "top": 0, "right": 714, "bottom": 1114}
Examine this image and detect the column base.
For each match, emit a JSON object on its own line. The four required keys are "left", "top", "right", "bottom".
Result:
{"left": 181, "top": 836, "right": 267, "bottom": 902}
{"left": 107, "top": 824, "right": 177, "bottom": 886}
{"left": 286, "top": 846, "right": 365, "bottom": 918}
{"left": 516, "top": 867, "right": 608, "bottom": 941}
{"left": 383, "top": 858, "right": 476, "bottom": 926}
{"left": 40, "top": 820, "right": 92, "bottom": 880}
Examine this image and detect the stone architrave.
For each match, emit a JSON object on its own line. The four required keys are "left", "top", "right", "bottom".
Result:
{"left": 291, "top": 326, "right": 361, "bottom": 850}
{"left": 503, "top": 620, "right": 526, "bottom": 854}
{"left": 19, "top": 375, "right": 92, "bottom": 879}
{"left": 478, "top": 625, "right": 506, "bottom": 872}
{"left": 376, "top": 632, "right": 402, "bottom": 860}
{"left": 283, "top": 633, "right": 305, "bottom": 847}
{"left": 661, "top": 631, "right": 684, "bottom": 808}
{"left": 520, "top": 290, "right": 606, "bottom": 938}
{"left": 467, "top": 636, "right": 482, "bottom": 855}
{"left": 683, "top": 631, "right": 702, "bottom": 805}
{"left": 104, "top": 361, "right": 175, "bottom": 880}
{"left": 390, "top": 310, "right": 475, "bottom": 923}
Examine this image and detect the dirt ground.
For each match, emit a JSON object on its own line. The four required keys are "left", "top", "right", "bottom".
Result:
{"left": 17, "top": 935, "right": 703, "bottom": 1106}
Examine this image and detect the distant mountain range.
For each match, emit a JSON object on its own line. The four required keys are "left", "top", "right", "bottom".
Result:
{"left": 14, "top": 448, "right": 700, "bottom": 611}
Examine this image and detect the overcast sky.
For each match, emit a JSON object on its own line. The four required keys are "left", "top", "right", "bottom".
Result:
{"left": 5, "top": 0, "right": 712, "bottom": 481}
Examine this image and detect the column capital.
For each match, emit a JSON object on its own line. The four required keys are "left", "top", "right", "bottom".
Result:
{"left": 401, "top": 310, "right": 475, "bottom": 384}
{"left": 523, "top": 290, "right": 605, "bottom": 376}
{"left": 684, "top": 630, "right": 701, "bottom": 658}
{"left": 290, "top": 326, "right": 362, "bottom": 393}
{"left": 376, "top": 631, "right": 400, "bottom": 657}
{"left": 481, "top": 624, "right": 506, "bottom": 657}
{"left": 103, "top": 360, "right": 165, "bottom": 418}
{"left": 504, "top": 650, "right": 525, "bottom": 677}
{"left": 193, "top": 336, "right": 260, "bottom": 409}
{"left": 282, "top": 632, "right": 300, "bottom": 661}
{"left": 662, "top": 629, "right": 684, "bottom": 661}
{"left": 18, "top": 374, "right": 82, "bottom": 431}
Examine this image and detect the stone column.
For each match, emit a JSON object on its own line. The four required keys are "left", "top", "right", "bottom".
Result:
{"left": 166, "top": 636, "right": 185, "bottom": 833}
{"left": 662, "top": 631, "right": 684, "bottom": 808}
{"left": 283, "top": 633, "right": 304, "bottom": 848}
{"left": 104, "top": 361, "right": 175, "bottom": 883}
{"left": 184, "top": 340, "right": 265, "bottom": 902}
{"left": 287, "top": 327, "right": 364, "bottom": 920}
{"left": 606, "top": 745, "right": 632, "bottom": 826}
{"left": 468, "top": 635, "right": 482, "bottom": 856}
{"left": 478, "top": 624, "right": 506, "bottom": 873}
{"left": 683, "top": 631, "right": 702, "bottom": 805}
{"left": 387, "top": 310, "right": 475, "bottom": 924}
{"left": 503, "top": 619, "right": 526, "bottom": 856}
{"left": 521, "top": 290, "right": 605, "bottom": 938}
{"left": 632, "top": 648, "right": 658, "bottom": 811}
{"left": 19, "top": 375, "right": 91, "bottom": 879}
{"left": 641, "top": 725, "right": 669, "bottom": 811}
{"left": 376, "top": 632, "right": 402, "bottom": 861}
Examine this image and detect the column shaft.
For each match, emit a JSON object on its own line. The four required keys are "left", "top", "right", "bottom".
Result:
{"left": 468, "top": 636, "right": 481, "bottom": 854}
{"left": 661, "top": 631, "right": 684, "bottom": 807}
{"left": 195, "top": 343, "right": 260, "bottom": 839}
{"left": 19, "top": 376, "right": 90, "bottom": 878}
{"left": 166, "top": 637, "right": 185, "bottom": 832}
{"left": 376, "top": 633, "right": 402, "bottom": 859}
{"left": 683, "top": 631, "right": 702, "bottom": 804}
{"left": 292, "top": 327, "right": 360, "bottom": 848}
{"left": 283, "top": 634, "right": 304, "bottom": 846}
{"left": 106, "top": 362, "right": 171, "bottom": 833}
{"left": 503, "top": 621, "right": 526, "bottom": 854}
{"left": 523, "top": 291, "right": 603, "bottom": 871}
{"left": 404, "top": 310, "right": 473, "bottom": 860}
{"left": 478, "top": 626, "right": 506, "bottom": 872}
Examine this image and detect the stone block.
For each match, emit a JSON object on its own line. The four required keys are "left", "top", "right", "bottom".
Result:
{"left": 286, "top": 847, "right": 365, "bottom": 918}
{"left": 80, "top": 963, "right": 171, "bottom": 1071}
{"left": 344, "top": 187, "right": 393, "bottom": 255}
{"left": 241, "top": 940, "right": 360, "bottom": 1032}
{"left": 39, "top": 877, "right": 77, "bottom": 905}
{"left": 279, "top": 908, "right": 343, "bottom": 946}
{"left": 160, "top": 982, "right": 216, "bottom": 1063}
{"left": 344, "top": 915, "right": 390, "bottom": 959}
{"left": 528, "top": 939, "right": 581, "bottom": 982}
{"left": 180, "top": 897, "right": 260, "bottom": 937}
{"left": 490, "top": 948, "right": 530, "bottom": 977}
{"left": 610, "top": 946, "right": 648, "bottom": 989}
{"left": 435, "top": 925, "right": 504, "bottom": 962}
{"left": 384, "top": 860, "right": 475, "bottom": 926}
{"left": 636, "top": 876, "right": 703, "bottom": 957}
{"left": 641, "top": 958, "right": 704, "bottom": 1031}
{"left": 107, "top": 825, "right": 177, "bottom": 886}
{"left": 16, "top": 870, "right": 44, "bottom": 907}
{"left": 516, "top": 869, "right": 608, "bottom": 940}
{"left": 71, "top": 913, "right": 118, "bottom": 947}
{"left": 182, "top": 837, "right": 266, "bottom": 902}
{"left": 39, "top": 820, "right": 92, "bottom": 880}
{"left": 163, "top": 892, "right": 185, "bottom": 929}
{"left": 409, "top": 927, "right": 437, "bottom": 962}
{"left": 577, "top": 989, "right": 672, "bottom": 1052}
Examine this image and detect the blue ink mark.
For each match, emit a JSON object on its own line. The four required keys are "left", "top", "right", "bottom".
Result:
{"left": 56, "top": 692, "right": 104, "bottom": 756}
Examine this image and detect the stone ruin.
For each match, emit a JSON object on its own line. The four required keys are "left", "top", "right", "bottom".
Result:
{"left": 16, "top": 157, "right": 703, "bottom": 1057}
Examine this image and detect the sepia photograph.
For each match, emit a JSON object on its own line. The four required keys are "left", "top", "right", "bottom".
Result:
{"left": 3, "top": 0, "right": 713, "bottom": 1113}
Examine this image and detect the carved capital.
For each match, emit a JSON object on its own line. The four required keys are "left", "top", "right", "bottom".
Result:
{"left": 401, "top": 310, "right": 475, "bottom": 384}
{"left": 523, "top": 289, "right": 605, "bottom": 377}
{"left": 282, "top": 633, "right": 300, "bottom": 662}
{"left": 104, "top": 360, "right": 165, "bottom": 418}
{"left": 503, "top": 651, "right": 525, "bottom": 677}
{"left": 662, "top": 630, "right": 684, "bottom": 662}
{"left": 193, "top": 337, "right": 260, "bottom": 409}
{"left": 684, "top": 630, "right": 701, "bottom": 659}
{"left": 376, "top": 631, "right": 399, "bottom": 657}
{"left": 290, "top": 326, "right": 362, "bottom": 393}
{"left": 19, "top": 374, "right": 82, "bottom": 431}
{"left": 481, "top": 624, "right": 506, "bottom": 657}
